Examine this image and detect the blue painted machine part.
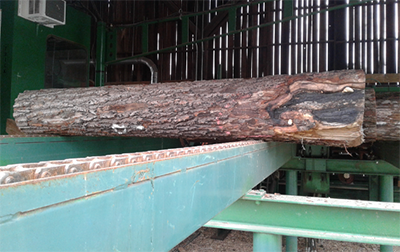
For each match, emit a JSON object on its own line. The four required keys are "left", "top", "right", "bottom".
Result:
{"left": 0, "top": 141, "right": 293, "bottom": 251}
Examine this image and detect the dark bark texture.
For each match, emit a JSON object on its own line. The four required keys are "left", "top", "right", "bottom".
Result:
{"left": 14, "top": 70, "right": 366, "bottom": 147}
{"left": 375, "top": 92, "right": 400, "bottom": 141}
{"left": 363, "top": 89, "right": 377, "bottom": 143}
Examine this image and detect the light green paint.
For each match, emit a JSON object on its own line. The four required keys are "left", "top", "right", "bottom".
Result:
{"left": 206, "top": 191, "right": 400, "bottom": 246}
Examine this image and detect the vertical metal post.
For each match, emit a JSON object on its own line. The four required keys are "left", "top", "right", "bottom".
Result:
{"left": 142, "top": 23, "right": 149, "bottom": 53}
{"left": 182, "top": 16, "right": 189, "bottom": 80}
{"left": 369, "top": 175, "right": 379, "bottom": 201}
{"left": 286, "top": 170, "right": 297, "bottom": 195}
{"left": 283, "top": 0, "right": 293, "bottom": 18}
{"left": 217, "top": 65, "right": 222, "bottom": 79}
{"left": 228, "top": 7, "right": 236, "bottom": 78}
{"left": 228, "top": 8, "right": 236, "bottom": 32}
{"left": 285, "top": 170, "right": 298, "bottom": 252}
{"left": 95, "top": 22, "right": 106, "bottom": 87}
{"left": 380, "top": 175, "right": 394, "bottom": 252}
{"left": 182, "top": 16, "right": 189, "bottom": 44}
{"left": 253, "top": 233, "right": 282, "bottom": 252}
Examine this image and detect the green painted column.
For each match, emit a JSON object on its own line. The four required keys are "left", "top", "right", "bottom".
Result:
{"left": 286, "top": 170, "right": 298, "bottom": 195}
{"left": 181, "top": 16, "right": 189, "bottom": 44}
{"left": 253, "top": 233, "right": 282, "bottom": 252}
{"left": 369, "top": 175, "right": 379, "bottom": 201}
{"left": 141, "top": 23, "right": 149, "bottom": 53}
{"left": 283, "top": 0, "right": 293, "bottom": 18}
{"left": 285, "top": 170, "right": 298, "bottom": 252}
{"left": 228, "top": 7, "right": 236, "bottom": 32}
{"left": 380, "top": 175, "right": 394, "bottom": 252}
{"left": 95, "top": 22, "right": 106, "bottom": 87}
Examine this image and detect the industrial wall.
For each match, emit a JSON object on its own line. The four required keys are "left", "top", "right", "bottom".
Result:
{"left": 84, "top": 0, "right": 399, "bottom": 84}
{"left": 0, "top": 1, "right": 91, "bottom": 134}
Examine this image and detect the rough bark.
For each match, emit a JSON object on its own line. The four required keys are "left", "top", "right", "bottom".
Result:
{"left": 13, "top": 70, "right": 366, "bottom": 147}
{"left": 362, "top": 89, "right": 377, "bottom": 143}
{"left": 375, "top": 92, "right": 400, "bottom": 141}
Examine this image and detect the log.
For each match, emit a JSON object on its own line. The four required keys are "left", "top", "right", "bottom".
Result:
{"left": 13, "top": 70, "right": 366, "bottom": 147}
{"left": 362, "top": 89, "right": 377, "bottom": 143}
{"left": 375, "top": 92, "right": 400, "bottom": 141}
{"left": 6, "top": 119, "right": 26, "bottom": 136}
{"left": 359, "top": 89, "right": 400, "bottom": 142}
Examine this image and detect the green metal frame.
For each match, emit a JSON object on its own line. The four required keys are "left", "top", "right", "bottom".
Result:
{"left": 141, "top": 23, "right": 149, "bottom": 53}
{"left": 0, "top": 2, "right": 91, "bottom": 134}
{"left": 253, "top": 233, "right": 282, "bottom": 252}
{"left": 374, "top": 141, "right": 400, "bottom": 169}
{"left": 374, "top": 87, "right": 400, "bottom": 93}
{"left": 95, "top": 22, "right": 106, "bottom": 87}
{"left": 285, "top": 170, "right": 298, "bottom": 252}
{"left": 0, "top": 142, "right": 294, "bottom": 251}
{"left": 380, "top": 175, "right": 395, "bottom": 252}
{"left": 205, "top": 190, "right": 400, "bottom": 246}
{"left": 106, "top": 0, "right": 374, "bottom": 66}
{"left": 282, "top": 158, "right": 400, "bottom": 175}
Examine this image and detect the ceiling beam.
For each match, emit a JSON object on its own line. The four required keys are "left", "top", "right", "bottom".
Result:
{"left": 203, "top": 0, "right": 245, "bottom": 37}
{"left": 163, "top": 0, "right": 199, "bottom": 35}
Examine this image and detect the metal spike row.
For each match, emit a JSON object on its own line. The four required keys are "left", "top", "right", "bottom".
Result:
{"left": 0, "top": 140, "right": 261, "bottom": 186}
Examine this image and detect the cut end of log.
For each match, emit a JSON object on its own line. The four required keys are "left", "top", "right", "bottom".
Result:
{"left": 6, "top": 119, "right": 26, "bottom": 136}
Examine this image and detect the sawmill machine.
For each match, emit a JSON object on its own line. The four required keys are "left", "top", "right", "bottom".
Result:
{"left": 0, "top": 1, "right": 399, "bottom": 251}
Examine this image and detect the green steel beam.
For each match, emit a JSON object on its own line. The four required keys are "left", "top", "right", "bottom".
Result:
{"left": 228, "top": 7, "right": 236, "bottom": 32}
{"left": 374, "top": 87, "right": 400, "bottom": 93}
{"left": 282, "top": 158, "right": 400, "bottom": 175}
{"left": 380, "top": 175, "right": 395, "bottom": 252}
{"left": 182, "top": 16, "right": 189, "bottom": 44}
{"left": 283, "top": 0, "right": 293, "bottom": 18}
{"left": 374, "top": 141, "right": 400, "bottom": 169}
{"left": 205, "top": 190, "right": 400, "bottom": 246}
{"left": 285, "top": 170, "right": 298, "bottom": 252}
{"left": 105, "top": 29, "right": 117, "bottom": 62}
{"left": 253, "top": 233, "right": 282, "bottom": 252}
{"left": 369, "top": 175, "right": 380, "bottom": 201}
{"left": 95, "top": 22, "right": 106, "bottom": 87}
{"left": 0, "top": 142, "right": 293, "bottom": 251}
{"left": 286, "top": 170, "right": 298, "bottom": 195}
{"left": 114, "top": 0, "right": 272, "bottom": 29}
{"left": 0, "top": 136, "right": 181, "bottom": 166}
{"left": 141, "top": 23, "right": 149, "bottom": 53}
{"left": 381, "top": 176, "right": 395, "bottom": 203}
{"left": 381, "top": 244, "right": 395, "bottom": 252}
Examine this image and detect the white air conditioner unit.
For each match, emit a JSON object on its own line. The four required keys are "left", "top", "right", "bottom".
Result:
{"left": 18, "top": 0, "right": 66, "bottom": 28}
